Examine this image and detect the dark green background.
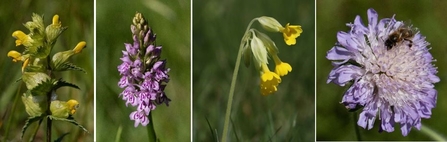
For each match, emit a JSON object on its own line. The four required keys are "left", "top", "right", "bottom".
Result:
{"left": 96, "top": 0, "right": 191, "bottom": 141}
{"left": 317, "top": 0, "right": 447, "bottom": 140}
{"left": 193, "top": 0, "right": 315, "bottom": 141}
{"left": 0, "top": 1, "right": 93, "bottom": 141}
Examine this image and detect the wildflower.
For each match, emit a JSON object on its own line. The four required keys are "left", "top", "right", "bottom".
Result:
{"left": 243, "top": 27, "right": 293, "bottom": 96}
{"left": 260, "top": 64, "right": 281, "bottom": 96}
{"left": 50, "top": 99, "right": 79, "bottom": 118}
{"left": 326, "top": 8, "right": 439, "bottom": 136}
{"left": 282, "top": 23, "right": 302, "bottom": 46}
{"left": 7, "top": 50, "right": 24, "bottom": 62}
{"left": 12, "top": 30, "right": 34, "bottom": 47}
{"left": 257, "top": 16, "right": 303, "bottom": 45}
{"left": 118, "top": 12, "right": 171, "bottom": 127}
{"left": 272, "top": 55, "right": 291, "bottom": 76}
{"left": 73, "top": 41, "right": 87, "bottom": 53}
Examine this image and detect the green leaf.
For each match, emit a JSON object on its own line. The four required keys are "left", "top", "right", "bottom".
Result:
{"left": 21, "top": 116, "right": 44, "bottom": 139}
{"left": 22, "top": 72, "right": 51, "bottom": 90}
{"left": 29, "top": 78, "right": 57, "bottom": 97}
{"left": 48, "top": 116, "right": 89, "bottom": 133}
{"left": 54, "top": 132, "right": 70, "bottom": 142}
{"left": 53, "top": 79, "right": 80, "bottom": 90}
{"left": 54, "top": 62, "right": 86, "bottom": 73}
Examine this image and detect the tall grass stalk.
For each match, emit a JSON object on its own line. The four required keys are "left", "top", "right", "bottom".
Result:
{"left": 3, "top": 83, "right": 22, "bottom": 141}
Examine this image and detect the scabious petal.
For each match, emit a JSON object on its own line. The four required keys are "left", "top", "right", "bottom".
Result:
{"left": 327, "top": 65, "right": 364, "bottom": 86}
{"left": 327, "top": 8, "right": 439, "bottom": 136}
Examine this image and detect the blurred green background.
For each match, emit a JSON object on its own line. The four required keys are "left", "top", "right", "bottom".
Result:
{"left": 0, "top": 0, "right": 93, "bottom": 141}
{"left": 317, "top": 0, "right": 447, "bottom": 140}
{"left": 193, "top": 0, "right": 314, "bottom": 141}
{"left": 96, "top": 0, "right": 190, "bottom": 141}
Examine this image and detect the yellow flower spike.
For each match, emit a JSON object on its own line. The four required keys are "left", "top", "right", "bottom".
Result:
{"left": 272, "top": 55, "right": 292, "bottom": 76}
{"left": 67, "top": 99, "right": 79, "bottom": 115}
{"left": 52, "top": 14, "right": 61, "bottom": 28}
{"left": 260, "top": 63, "right": 281, "bottom": 96}
{"left": 281, "top": 23, "right": 302, "bottom": 46}
{"left": 73, "top": 41, "right": 87, "bottom": 54}
{"left": 12, "top": 30, "right": 33, "bottom": 46}
{"left": 22, "top": 58, "right": 30, "bottom": 72}
{"left": 7, "top": 50, "right": 22, "bottom": 62}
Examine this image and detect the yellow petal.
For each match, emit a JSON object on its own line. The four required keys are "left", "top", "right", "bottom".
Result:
{"left": 73, "top": 41, "right": 87, "bottom": 54}
{"left": 52, "top": 14, "right": 61, "bottom": 27}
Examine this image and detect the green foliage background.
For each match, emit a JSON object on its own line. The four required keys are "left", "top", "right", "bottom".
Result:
{"left": 0, "top": 1, "right": 94, "bottom": 141}
{"left": 193, "top": 0, "right": 315, "bottom": 141}
{"left": 96, "top": 0, "right": 191, "bottom": 141}
{"left": 317, "top": 0, "right": 447, "bottom": 140}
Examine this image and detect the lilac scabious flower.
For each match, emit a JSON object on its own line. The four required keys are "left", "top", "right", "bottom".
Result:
{"left": 326, "top": 8, "right": 439, "bottom": 136}
{"left": 118, "top": 12, "right": 171, "bottom": 127}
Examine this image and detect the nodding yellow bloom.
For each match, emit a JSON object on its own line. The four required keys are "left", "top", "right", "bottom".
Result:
{"left": 52, "top": 14, "right": 61, "bottom": 28}
{"left": 7, "top": 50, "right": 23, "bottom": 62}
{"left": 272, "top": 55, "right": 292, "bottom": 76}
{"left": 281, "top": 23, "right": 302, "bottom": 46}
{"left": 260, "top": 63, "right": 281, "bottom": 96}
{"left": 12, "top": 30, "right": 34, "bottom": 47}
{"left": 256, "top": 16, "right": 302, "bottom": 46}
{"left": 67, "top": 99, "right": 79, "bottom": 115}
{"left": 73, "top": 41, "right": 87, "bottom": 54}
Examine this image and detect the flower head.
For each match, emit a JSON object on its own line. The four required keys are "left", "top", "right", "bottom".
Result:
{"left": 326, "top": 8, "right": 439, "bottom": 136}
{"left": 260, "top": 64, "right": 281, "bottom": 96}
{"left": 118, "top": 12, "right": 171, "bottom": 127}
{"left": 12, "top": 30, "right": 34, "bottom": 47}
{"left": 242, "top": 25, "right": 294, "bottom": 96}
{"left": 282, "top": 23, "right": 302, "bottom": 46}
{"left": 257, "top": 16, "right": 302, "bottom": 46}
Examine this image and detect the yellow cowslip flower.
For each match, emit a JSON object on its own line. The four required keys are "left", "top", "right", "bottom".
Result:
{"left": 281, "top": 23, "right": 302, "bottom": 46}
{"left": 12, "top": 30, "right": 34, "bottom": 47}
{"left": 257, "top": 16, "right": 302, "bottom": 46}
{"left": 260, "top": 63, "right": 281, "bottom": 96}
{"left": 73, "top": 41, "right": 87, "bottom": 54}
{"left": 52, "top": 14, "right": 61, "bottom": 28}
{"left": 272, "top": 54, "right": 292, "bottom": 76}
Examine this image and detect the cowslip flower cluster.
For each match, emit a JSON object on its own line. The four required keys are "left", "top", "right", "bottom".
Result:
{"left": 242, "top": 16, "right": 302, "bottom": 95}
{"left": 326, "top": 8, "right": 439, "bottom": 136}
{"left": 118, "top": 12, "right": 171, "bottom": 127}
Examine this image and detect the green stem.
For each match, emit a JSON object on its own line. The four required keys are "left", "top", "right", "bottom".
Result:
{"left": 221, "top": 18, "right": 257, "bottom": 142}
{"left": 352, "top": 112, "right": 361, "bottom": 141}
{"left": 147, "top": 113, "right": 157, "bottom": 142}
{"left": 47, "top": 116, "right": 52, "bottom": 142}
{"left": 421, "top": 124, "right": 447, "bottom": 141}
{"left": 3, "top": 82, "right": 22, "bottom": 141}
{"left": 46, "top": 70, "right": 53, "bottom": 142}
